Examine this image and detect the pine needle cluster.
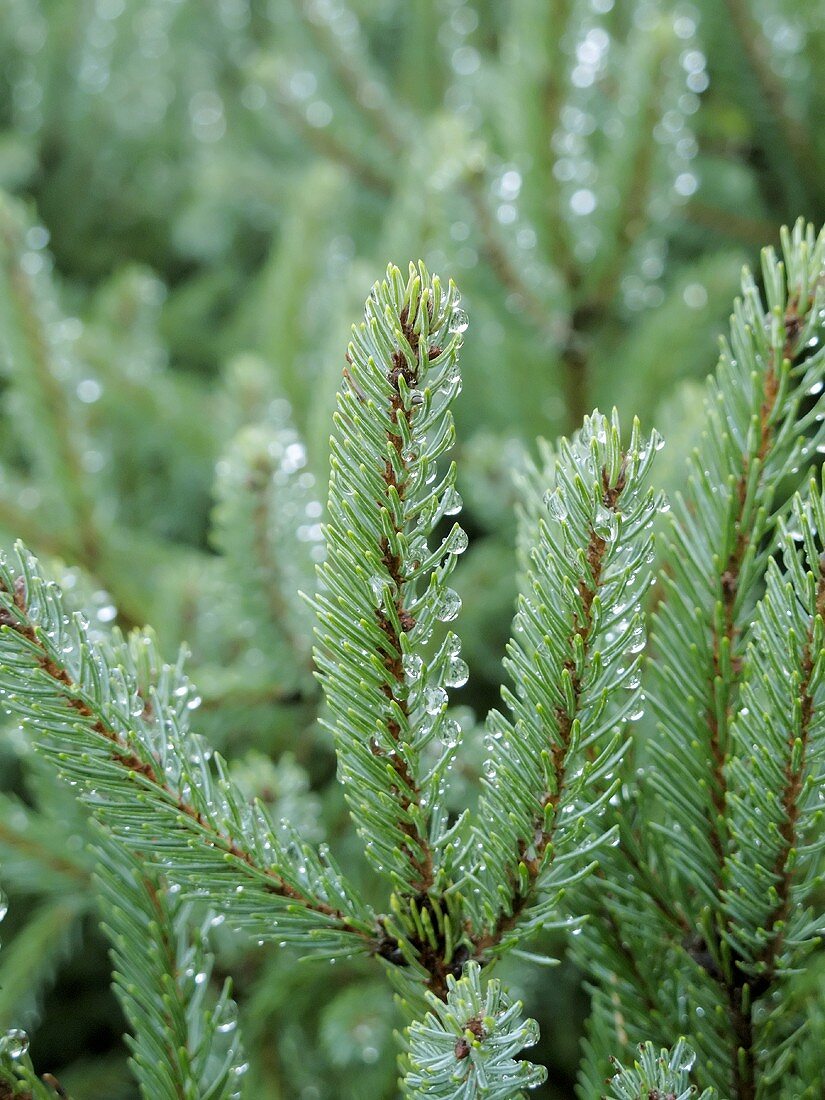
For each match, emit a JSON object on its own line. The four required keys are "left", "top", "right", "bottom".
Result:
{"left": 0, "top": 225, "right": 823, "bottom": 1098}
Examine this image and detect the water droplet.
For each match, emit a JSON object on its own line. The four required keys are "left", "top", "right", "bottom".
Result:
{"left": 627, "top": 629, "right": 645, "bottom": 654}
{"left": 447, "top": 527, "right": 468, "bottom": 555}
{"left": 570, "top": 189, "right": 597, "bottom": 215}
{"left": 439, "top": 364, "right": 462, "bottom": 395}
{"left": 443, "top": 488, "right": 463, "bottom": 516}
{"left": 403, "top": 653, "right": 423, "bottom": 680}
{"left": 593, "top": 506, "right": 618, "bottom": 541}
{"left": 435, "top": 588, "right": 462, "bottom": 622}
{"left": 444, "top": 656, "right": 469, "bottom": 688}
{"left": 449, "top": 308, "right": 469, "bottom": 334}
{"left": 77, "top": 378, "right": 103, "bottom": 404}
{"left": 521, "top": 1019, "right": 540, "bottom": 1048}
{"left": 545, "top": 490, "right": 567, "bottom": 521}
{"left": 678, "top": 1047, "right": 697, "bottom": 1072}
{"left": 441, "top": 718, "right": 461, "bottom": 747}
{"left": 424, "top": 686, "right": 447, "bottom": 715}
{"left": 2, "top": 1029, "right": 29, "bottom": 1059}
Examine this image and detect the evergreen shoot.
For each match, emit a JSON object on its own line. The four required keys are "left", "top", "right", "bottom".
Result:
{"left": 573, "top": 221, "right": 825, "bottom": 1098}
{"left": 606, "top": 1040, "right": 716, "bottom": 1100}
{"left": 1, "top": 219, "right": 825, "bottom": 1098}
{"left": 401, "top": 962, "right": 546, "bottom": 1099}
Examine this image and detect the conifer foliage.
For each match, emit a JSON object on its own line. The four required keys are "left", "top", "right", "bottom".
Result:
{"left": 574, "top": 222, "right": 825, "bottom": 1098}
{"left": 313, "top": 263, "right": 467, "bottom": 904}
{"left": 0, "top": 228, "right": 824, "bottom": 1098}
{"left": 607, "top": 1040, "right": 716, "bottom": 1100}
{"left": 402, "top": 962, "right": 546, "bottom": 1098}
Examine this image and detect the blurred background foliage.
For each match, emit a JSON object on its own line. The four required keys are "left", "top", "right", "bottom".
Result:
{"left": 0, "top": 0, "right": 822, "bottom": 1096}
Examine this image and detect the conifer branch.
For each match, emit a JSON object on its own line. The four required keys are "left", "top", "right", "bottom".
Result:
{"left": 465, "top": 410, "right": 662, "bottom": 956}
{"left": 295, "top": 0, "right": 405, "bottom": 157}
{"left": 572, "top": 838, "right": 683, "bottom": 1095}
{"left": 266, "top": 73, "right": 393, "bottom": 196}
{"left": 648, "top": 220, "right": 825, "bottom": 912}
{"left": 462, "top": 172, "right": 560, "bottom": 348}
{"left": 95, "top": 842, "right": 246, "bottom": 1100}
{"left": 718, "top": 484, "right": 825, "bottom": 1091}
{"left": 0, "top": 546, "right": 376, "bottom": 955}
{"left": 211, "top": 416, "right": 320, "bottom": 688}
{"left": 0, "top": 794, "right": 91, "bottom": 891}
{"left": 501, "top": 1, "right": 574, "bottom": 274}
{"left": 0, "top": 195, "right": 155, "bottom": 630}
{"left": 589, "top": 221, "right": 825, "bottom": 1100}
{"left": 3, "top": 1, "right": 825, "bottom": 1087}
{"left": 585, "top": 16, "right": 676, "bottom": 307}
{"left": 685, "top": 202, "right": 779, "bottom": 249}
{"left": 0, "top": 196, "right": 100, "bottom": 569}
{"left": 723, "top": 0, "right": 819, "bottom": 207}
{"left": 727, "top": 516, "right": 825, "bottom": 976}
{"left": 314, "top": 263, "right": 467, "bottom": 900}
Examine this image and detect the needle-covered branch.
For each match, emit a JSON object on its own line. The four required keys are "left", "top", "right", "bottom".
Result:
{"left": 3, "top": 218, "right": 825, "bottom": 1096}
{"left": 464, "top": 410, "right": 662, "bottom": 955}
{"left": 211, "top": 410, "right": 321, "bottom": 692}
{"left": 574, "top": 222, "right": 825, "bottom": 1097}
{"left": 723, "top": 484, "right": 825, "bottom": 981}
{"left": 0, "top": 195, "right": 99, "bottom": 566}
{"left": 0, "top": 544, "right": 375, "bottom": 956}
{"left": 649, "top": 221, "right": 825, "bottom": 909}
{"left": 95, "top": 841, "right": 246, "bottom": 1100}
{"left": 313, "top": 262, "right": 468, "bottom": 898}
